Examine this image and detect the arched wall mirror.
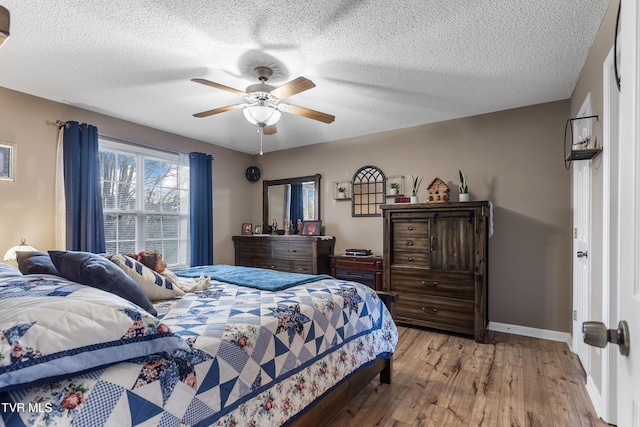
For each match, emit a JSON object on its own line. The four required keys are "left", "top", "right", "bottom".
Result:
{"left": 263, "top": 174, "right": 321, "bottom": 233}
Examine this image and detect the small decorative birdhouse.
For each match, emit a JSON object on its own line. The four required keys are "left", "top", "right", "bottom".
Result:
{"left": 427, "top": 177, "right": 450, "bottom": 203}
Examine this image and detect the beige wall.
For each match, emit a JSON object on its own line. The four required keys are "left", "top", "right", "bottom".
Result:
{"left": 253, "top": 99, "right": 572, "bottom": 332}
{"left": 0, "top": 87, "right": 253, "bottom": 266}
{"left": 2, "top": 0, "right": 617, "bottom": 336}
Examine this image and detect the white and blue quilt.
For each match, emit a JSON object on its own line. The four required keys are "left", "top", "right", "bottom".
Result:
{"left": 0, "top": 272, "right": 398, "bottom": 427}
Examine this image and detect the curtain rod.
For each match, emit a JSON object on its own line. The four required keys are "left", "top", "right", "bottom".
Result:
{"left": 99, "top": 133, "right": 180, "bottom": 156}
{"left": 54, "top": 122, "right": 214, "bottom": 159}
{"left": 55, "top": 121, "right": 180, "bottom": 156}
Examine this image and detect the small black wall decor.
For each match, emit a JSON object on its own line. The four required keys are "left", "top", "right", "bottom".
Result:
{"left": 245, "top": 166, "right": 261, "bottom": 182}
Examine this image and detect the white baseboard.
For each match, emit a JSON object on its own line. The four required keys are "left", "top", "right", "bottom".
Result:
{"left": 585, "top": 374, "right": 605, "bottom": 420}
{"left": 488, "top": 321, "right": 572, "bottom": 347}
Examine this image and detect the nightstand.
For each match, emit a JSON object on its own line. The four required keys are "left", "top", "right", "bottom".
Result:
{"left": 329, "top": 255, "right": 383, "bottom": 291}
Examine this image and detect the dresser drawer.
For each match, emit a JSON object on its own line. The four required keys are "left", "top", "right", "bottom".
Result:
{"left": 391, "top": 249, "right": 430, "bottom": 267}
{"left": 236, "top": 254, "right": 256, "bottom": 267}
{"left": 237, "top": 240, "right": 272, "bottom": 257}
{"left": 255, "top": 258, "right": 292, "bottom": 272}
{"left": 390, "top": 268, "right": 475, "bottom": 300}
{"left": 394, "top": 294, "right": 474, "bottom": 334}
{"left": 292, "top": 260, "right": 313, "bottom": 274}
{"left": 273, "top": 241, "right": 312, "bottom": 260}
{"left": 392, "top": 220, "right": 429, "bottom": 237}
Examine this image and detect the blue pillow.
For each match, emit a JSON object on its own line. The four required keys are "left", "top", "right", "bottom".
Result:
{"left": 16, "top": 251, "right": 59, "bottom": 275}
{"left": 48, "top": 250, "right": 157, "bottom": 316}
{"left": 0, "top": 263, "right": 22, "bottom": 279}
{"left": 0, "top": 274, "right": 188, "bottom": 392}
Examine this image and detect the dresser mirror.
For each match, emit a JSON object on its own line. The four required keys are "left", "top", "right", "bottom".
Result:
{"left": 263, "top": 174, "right": 321, "bottom": 233}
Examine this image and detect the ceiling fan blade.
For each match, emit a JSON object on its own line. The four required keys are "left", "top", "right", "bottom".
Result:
{"left": 193, "top": 104, "right": 244, "bottom": 118}
{"left": 263, "top": 124, "right": 277, "bottom": 135}
{"left": 282, "top": 104, "right": 335, "bottom": 124}
{"left": 191, "top": 78, "right": 246, "bottom": 96}
{"left": 270, "top": 77, "right": 315, "bottom": 99}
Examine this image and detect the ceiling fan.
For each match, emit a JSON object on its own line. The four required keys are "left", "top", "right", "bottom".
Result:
{"left": 191, "top": 66, "right": 335, "bottom": 136}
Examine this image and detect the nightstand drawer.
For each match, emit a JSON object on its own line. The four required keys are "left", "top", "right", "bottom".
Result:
{"left": 273, "top": 241, "right": 312, "bottom": 260}
{"left": 394, "top": 294, "right": 474, "bottom": 334}
{"left": 390, "top": 269, "right": 474, "bottom": 300}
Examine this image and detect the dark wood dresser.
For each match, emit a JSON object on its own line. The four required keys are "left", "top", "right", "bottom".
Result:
{"left": 330, "top": 255, "right": 383, "bottom": 291}
{"left": 381, "top": 201, "right": 489, "bottom": 342}
{"left": 232, "top": 235, "right": 336, "bottom": 275}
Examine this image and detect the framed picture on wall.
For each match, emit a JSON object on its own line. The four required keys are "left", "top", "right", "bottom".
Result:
{"left": 0, "top": 142, "right": 16, "bottom": 182}
{"left": 242, "top": 223, "right": 253, "bottom": 235}
{"left": 301, "top": 220, "right": 321, "bottom": 236}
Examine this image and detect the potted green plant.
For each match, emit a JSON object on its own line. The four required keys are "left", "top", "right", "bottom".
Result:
{"left": 458, "top": 168, "right": 469, "bottom": 202}
{"left": 410, "top": 175, "right": 423, "bottom": 203}
{"left": 336, "top": 185, "right": 347, "bottom": 199}
{"left": 389, "top": 182, "right": 400, "bottom": 195}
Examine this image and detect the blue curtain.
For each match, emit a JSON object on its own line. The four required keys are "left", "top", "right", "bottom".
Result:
{"left": 189, "top": 152, "right": 213, "bottom": 266}
{"left": 63, "top": 121, "right": 106, "bottom": 253}
{"left": 290, "top": 182, "right": 303, "bottom": 229}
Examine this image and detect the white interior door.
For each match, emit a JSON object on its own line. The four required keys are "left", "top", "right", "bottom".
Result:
{"left": 572, "top": 98, "right": 592, "bottom": 368}
{"left": 616, "top": 1, "right": 640, "bottom": 424}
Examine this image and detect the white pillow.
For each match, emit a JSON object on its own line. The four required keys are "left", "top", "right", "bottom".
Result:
{"left": 108, "top": 254, "right": 185, "bottom": 301}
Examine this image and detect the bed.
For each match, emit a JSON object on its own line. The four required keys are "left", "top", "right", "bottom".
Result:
{"left": 0, "top": 252, "right": 398, "bottom": 427}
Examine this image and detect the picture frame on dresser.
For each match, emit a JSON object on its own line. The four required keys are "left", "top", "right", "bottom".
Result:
{"left": 241, "top": 223, "right": 252, "bottom": 235}
{"left": 0, "top": 141, "right": 16, "bottom": 182}
{"left": 254, "top": 225, "right": 262, "bottom": 235}
{"left": 301, "top": 220, "right": 321, "bottom": 236}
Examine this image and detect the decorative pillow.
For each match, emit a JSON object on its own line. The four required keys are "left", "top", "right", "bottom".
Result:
{"left": 16, "top": 251, "right": 60, "bottom": 276}
{"left": 0, "top": 274, "right": 188, "bottom": 392}
{"left": 0, "top": 263, "right": 22, "bottom": 279}
{"left": 108, "top": 254, "right": 185, "bottom": 301}
{"left": 48, "top": 250, "right": 157, "bottom": 316}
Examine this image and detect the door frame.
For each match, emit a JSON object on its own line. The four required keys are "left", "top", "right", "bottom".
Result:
{"left": 616, "top": 0, "right": 640, "bottom": 424}
{"left": 592, "top": 45, "right": 620, "bottom": 426}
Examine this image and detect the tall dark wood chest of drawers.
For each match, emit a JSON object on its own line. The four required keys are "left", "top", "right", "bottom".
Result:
{"left": 232, "top": 235, "right": 336, "bottom": 275}
{"left": 381, "top": 202, "right": 489, "bottom": 342}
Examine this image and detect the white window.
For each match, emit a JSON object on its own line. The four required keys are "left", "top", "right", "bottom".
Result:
{"left": 99, "top": 139, "right": 190, "bottom": 268}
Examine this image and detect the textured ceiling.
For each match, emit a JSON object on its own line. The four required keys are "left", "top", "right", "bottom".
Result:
{"left": 0, "top": 1, "right": 609, "bottom": 154}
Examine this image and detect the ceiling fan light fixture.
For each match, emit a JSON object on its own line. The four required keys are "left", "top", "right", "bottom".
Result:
{"left": 243, "top": 104, "right": 281, "bottom": 126}
{"left": 0, "top": 6, "right": 9, "bottom": 47}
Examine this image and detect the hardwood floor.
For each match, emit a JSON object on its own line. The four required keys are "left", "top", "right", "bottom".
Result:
{"left": 329, "top": 326, "right": 611, "bottom": 427}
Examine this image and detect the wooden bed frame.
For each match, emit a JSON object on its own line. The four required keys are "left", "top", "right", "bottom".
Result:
{"left": 290, "top": 292, "right": 396, "bottom": 427}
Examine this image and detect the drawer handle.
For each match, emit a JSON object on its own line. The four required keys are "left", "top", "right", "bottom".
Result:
{"left": 287, "top": 249, "right": 298, "bottom": 253}
{"left": 269, "top": 265, "right": 277, "bottom": 269}
{"left": 407, "top": 226, "right": 413, "bottom": 231}
{"left": 421, "top": 281, "right": 438, "bottom": 287}
{"left": 421, "top": 307, "right": 438, "bottom": 315}
{"left": 431, "top": 236, "right": 436, "bottom": 251}
{"left": 407, "top": 241, "right": 414, "bottom": 246}
{"left": 297, "top": 267, "right": 309, "bottom": 272}
{"left": 407, "top": 257, "right": 414, "bottom": 262}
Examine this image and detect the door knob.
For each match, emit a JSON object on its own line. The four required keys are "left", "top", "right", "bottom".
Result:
{"left": 577, "top": 251, "right": 588, "bottom": 258}
{"left": 582, "top": 320, "right": 630, "bottom": 356}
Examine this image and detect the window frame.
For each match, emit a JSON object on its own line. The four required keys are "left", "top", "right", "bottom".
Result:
{"left": 99, "top": 139, "right": 190, "bottom": 268}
